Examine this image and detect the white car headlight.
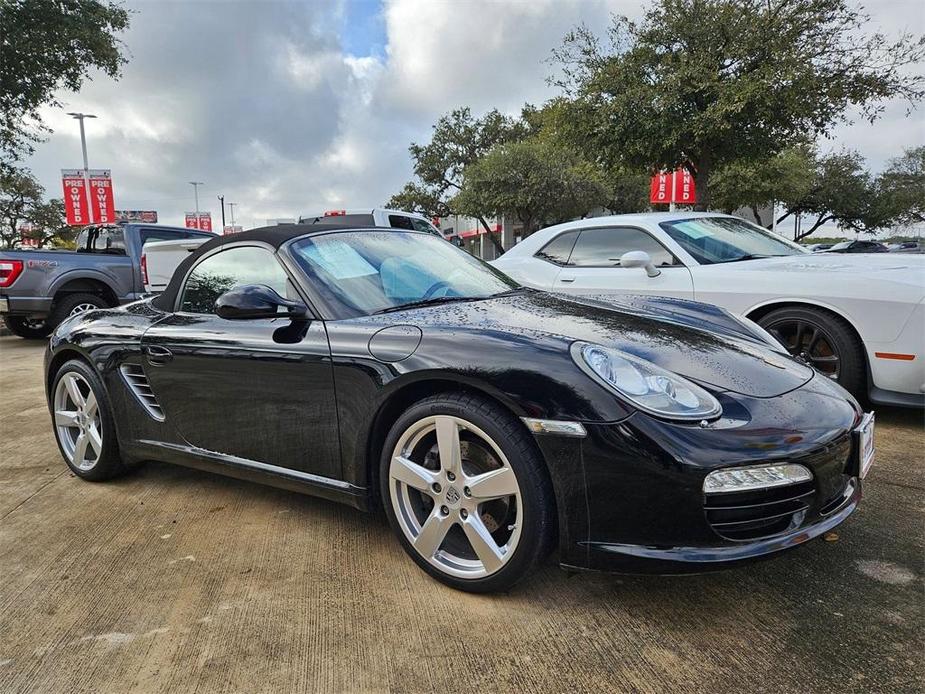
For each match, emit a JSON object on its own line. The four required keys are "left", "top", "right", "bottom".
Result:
{"left": 571, "top": 342, "right": 722, "bottom": 420}
{"left": 704, "top": 463, "right": 812, "bottom": 493}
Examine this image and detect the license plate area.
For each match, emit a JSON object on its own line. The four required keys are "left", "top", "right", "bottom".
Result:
{"left": 850, "top": 412, "right": 875, "bottom": 479}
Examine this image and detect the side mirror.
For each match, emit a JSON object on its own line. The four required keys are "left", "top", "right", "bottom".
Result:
{"left": 620, "top": 250, "right": 661, "bottom": 278}
{"left": 215, "top": 284, "right": 308, "bottom": 320}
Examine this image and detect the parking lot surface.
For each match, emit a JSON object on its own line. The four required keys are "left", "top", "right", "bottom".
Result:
{"left": 1, "top": 336, "right": 922, "bottom": 693}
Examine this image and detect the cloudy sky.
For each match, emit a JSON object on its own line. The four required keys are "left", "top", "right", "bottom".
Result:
{"left": 24, "top": 0, "right": 925, "bottom": 230}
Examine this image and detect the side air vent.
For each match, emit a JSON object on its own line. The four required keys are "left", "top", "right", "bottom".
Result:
{"left": 120, "top": 363, "right": 165, "bottom": 421}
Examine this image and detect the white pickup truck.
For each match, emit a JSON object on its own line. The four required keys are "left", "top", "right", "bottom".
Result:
{"left": 142, "top": 237, "right": 210, "bottom": 293}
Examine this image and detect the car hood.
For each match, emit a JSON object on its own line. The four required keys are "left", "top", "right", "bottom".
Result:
{"left": 714, "top": 253, "right": 925, "bottom": 285}
{"left": 403, "top": 290, "right": 814, "bottom": 398}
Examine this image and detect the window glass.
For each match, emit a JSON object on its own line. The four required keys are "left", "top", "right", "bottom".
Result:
{"left": 289, "top": 231, "right": 517, "bottom": 318}
{"left": 140, "top": 228, "right": 200, "bottom": 245}
{"left": 535, "top": 230, "right": 579, "bottom": 265}
{"left": 75, "top": 227, "right": 126, "bottom": 254}
{"left": 409, "top": 217, "right": 442, "bottom": 236}
{"left": 568, "top": 228, "right": 677, "bottom": 267}
{"left": 659, "top": 217, "right": 805, "bottom": 264}
{"left": 180, "top": 246, "right": 290, "bottom": 314}
{"left": 388, "top": 215, "right": 415, "bottom": 230}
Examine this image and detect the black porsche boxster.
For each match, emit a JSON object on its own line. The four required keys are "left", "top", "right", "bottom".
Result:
{"left": 44, "top": 225, "right": 875, "bottom": 592}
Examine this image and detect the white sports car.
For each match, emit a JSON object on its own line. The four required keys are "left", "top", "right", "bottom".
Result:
{"left": 492, "top": 212, "right": 924, "bottom": 407}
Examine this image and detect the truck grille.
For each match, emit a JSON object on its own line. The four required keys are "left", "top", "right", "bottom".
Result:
{"left": 120, "top": 363, "right": 165, "bottom": 421}
{"left": 705, "top": 481, "right": 815, "bottom": 541}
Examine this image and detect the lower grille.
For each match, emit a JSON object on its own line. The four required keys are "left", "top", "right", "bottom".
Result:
{"left": 120, "top": 363, "right": 165, "bottom": 421}
{"left": 705, "top": 480, "right": 815, "bottom": 541}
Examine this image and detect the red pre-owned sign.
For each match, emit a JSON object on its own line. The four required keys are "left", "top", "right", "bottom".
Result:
{"left": 649, "top": 169, "right": 696, "bottom": 205}
{"left": 89, "top": 170, "right": 116, "bottom": 223}
{"left": 185, "top": 212, "right": 213, "bottom": 231}
{"left": 61, "top": 169, "right": 89, "bottom": 226}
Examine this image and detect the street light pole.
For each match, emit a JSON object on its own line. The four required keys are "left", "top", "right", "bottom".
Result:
{"left": 189, "top": 181, "right": 203, "bottom": 215}
{"left": 228, "top": 202, "right": 237, "bottom": 227}
{"left": 217, "top": 195, "right": 226, "bottom": 228}
{"left": 67, "top": 112, "right": 97, "bottom": 224}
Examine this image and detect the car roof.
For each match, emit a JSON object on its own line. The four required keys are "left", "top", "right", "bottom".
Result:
{"left": 151, "top": 223, "right": 380, "bottom": 311}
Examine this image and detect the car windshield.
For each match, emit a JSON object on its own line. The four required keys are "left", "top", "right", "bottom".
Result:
{"left": 289, "top": 230, "right": 518, "bottom": 318}
{"left": 659, "top": 217, "right": 806, "bottom": 264}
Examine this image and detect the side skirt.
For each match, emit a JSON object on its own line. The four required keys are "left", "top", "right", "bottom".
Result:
{"left": 132, "top": 440, "right": 370, "bottom": 510}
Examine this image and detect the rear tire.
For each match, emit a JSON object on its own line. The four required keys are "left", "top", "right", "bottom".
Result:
{"left": 3, "top": 315, "right": 52, "bottom": 339}
{"left": 757, "top": 306, "right": 866, "bottom": 399}
{"left": 50, "top": 359, "right": 127, "bottom": 481}
{"left": 48, "top": 293, "right": 110, "bottom": 331}
{"left": 380, "top": 392, "right": 555, "bottom": 593}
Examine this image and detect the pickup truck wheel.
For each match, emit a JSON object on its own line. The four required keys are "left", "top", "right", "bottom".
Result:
{"left": 48, "top": 293, "right": 110, "bottom": 330}
{"left": 3, "top": 315, "right": 52, "bottom": 339}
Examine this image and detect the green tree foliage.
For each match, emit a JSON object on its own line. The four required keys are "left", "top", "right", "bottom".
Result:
{"left": 874, "top": 146, "right": 925, "bottom": 227}
{"left": 387, "top": 107, "right": 529, "bottom": 251}
{"left": 454, "top": 139, "right": 608, "bottom": 235}
{"left": 0, "top": 167, "right": 43, "bottom": 247}
{"left": 0, "top": 0, "right": 130, "bottom": 164}
{"left": 24, "top": 199, "right": 75, "bottom": 248}
{"left": 710, "top": 146, "right": 815, "bottom": 224}
{"left": 551, "top": 0, "right": 925, "bottom": 210}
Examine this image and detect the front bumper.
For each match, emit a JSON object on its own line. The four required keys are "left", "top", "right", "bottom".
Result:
{"left": 533, "top": 373, "right": 864, "bottom": 574}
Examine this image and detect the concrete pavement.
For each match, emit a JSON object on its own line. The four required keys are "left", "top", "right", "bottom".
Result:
{"left": 1, "top": 336, "right": 922, "bottom": 693}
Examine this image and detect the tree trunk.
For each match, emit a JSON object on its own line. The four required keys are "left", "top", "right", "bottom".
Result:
{"left": 795, "top": 215, "right": 833, "bottom": 241}
{"left": 692, "top": 156, "right": 711, "bottom": 211}
{"left": 477, "top": 215, "right": 505, "bottom": 255}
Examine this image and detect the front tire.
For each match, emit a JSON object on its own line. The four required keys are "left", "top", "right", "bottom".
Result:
{"left": 51, "top": 359, "right": 127, "bottom": 481}
{"left": 3, "top": 315, "right": 52, "bottom": 339}
{"left": 380, "top": 393, "right": 555, "bottom": 593}
{"left": 757, "top": 306, "right": 866, "bottom": 399}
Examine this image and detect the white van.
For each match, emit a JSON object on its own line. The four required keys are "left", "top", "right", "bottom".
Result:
{"left": 298, "top": 208, "right": 444, "bottom": 237}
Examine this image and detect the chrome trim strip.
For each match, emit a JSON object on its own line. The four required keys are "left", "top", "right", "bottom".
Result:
{"left": 139, "top": 440, "right": 362, "bottom": 494}
{"left": 521, "top": 417, "right": 587, "bottom": 438}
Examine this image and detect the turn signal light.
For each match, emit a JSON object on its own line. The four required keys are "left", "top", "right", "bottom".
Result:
{"left": 0, "top": 260, "right": 23, "bottom": 287}
{"left": 704, "top": 463, "right": 812, "bottom": 493}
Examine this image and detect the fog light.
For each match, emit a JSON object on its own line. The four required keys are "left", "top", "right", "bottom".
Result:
{"left": 703, "top": 463, "right": 812, "bottom": 493}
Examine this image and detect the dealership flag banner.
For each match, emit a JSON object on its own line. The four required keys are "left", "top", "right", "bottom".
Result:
{"left": 185, "top": 212, "right": 213, "bottom": 231}
{"left": 89, "top": 170, "right": 116, "bottom": 223}
{"left": 649, "top": 169, "right": 697, "bottom": 205}
{"left": 61, "top": 169, "right": 90, "bottom": 225}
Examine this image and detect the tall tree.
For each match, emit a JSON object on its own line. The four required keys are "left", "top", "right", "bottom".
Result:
{"left": 552, "top": 0, "right": 925, "bottom": 210}
{"left": 0, "top": 167, "right": 43, "bottom": 248}
{"left": 873, "top": 146, "right": 925, "bottom": 227}
{"left": 388, "top": 107, "right": 529, "bottom": 251}
{"left": 710, "top": 146, "right": 816, "bottom": 224}
{"left": 454, "top": 139, "right": 608, "bottom": 236}
{"left": 24, "top": 199, "right": 74, "bottom": 248}
{"left": 0, "top": 0, "right": 130, "bottom": 165}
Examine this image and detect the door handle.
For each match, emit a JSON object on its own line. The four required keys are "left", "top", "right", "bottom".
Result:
{"left": 144, "top": 345, "right": 173, "bottom": 365}
{"left": 558, "top": 276, "right": 576, "bottom": 283}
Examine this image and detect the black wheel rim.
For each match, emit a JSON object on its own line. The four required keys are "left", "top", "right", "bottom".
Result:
{"left": 766, "top": 319, "right": 840, "bottom": 379}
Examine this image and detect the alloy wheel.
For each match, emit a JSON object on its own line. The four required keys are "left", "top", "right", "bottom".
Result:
{"left": 69, "top": 303, "right": 99, "bottom": 317}
{"left": 388, "top": 415, "right": 523, "bottom": 579}
{"left": 766, "top": 318, "right": 840, "bottom": 379}
{"left": 54, "top": 372, "right": 103, "bottom": 470}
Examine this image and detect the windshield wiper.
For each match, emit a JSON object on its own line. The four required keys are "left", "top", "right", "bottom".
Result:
{"left": 373, "top": 295, "right": 482, "bottom": 314}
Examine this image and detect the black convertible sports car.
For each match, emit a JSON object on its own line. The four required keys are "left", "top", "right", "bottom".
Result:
{"left": 44, "top": 225, "right": 875, "bottom": 592}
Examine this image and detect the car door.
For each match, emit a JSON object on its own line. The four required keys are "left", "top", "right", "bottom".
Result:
{"left": 140, "top": 243, "right": 341, "bottom": 479}
{"left": 549, "top": 226, "right": 695, "bottom": 299}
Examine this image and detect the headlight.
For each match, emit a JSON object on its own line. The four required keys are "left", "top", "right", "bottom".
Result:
{"left": 571, "top": 341, "right": 721, "bottom": 420}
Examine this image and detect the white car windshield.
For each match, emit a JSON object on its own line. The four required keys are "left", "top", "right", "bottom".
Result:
{"left": 289, "top": 230, "right": 518, "bottom": 318}
{"left": 659, "top": 217, "right": 806, "bottom": 264}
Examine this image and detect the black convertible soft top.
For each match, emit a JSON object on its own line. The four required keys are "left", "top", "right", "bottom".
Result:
{"left": 151, "top": 223, "right": 377, "bottom": 311}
